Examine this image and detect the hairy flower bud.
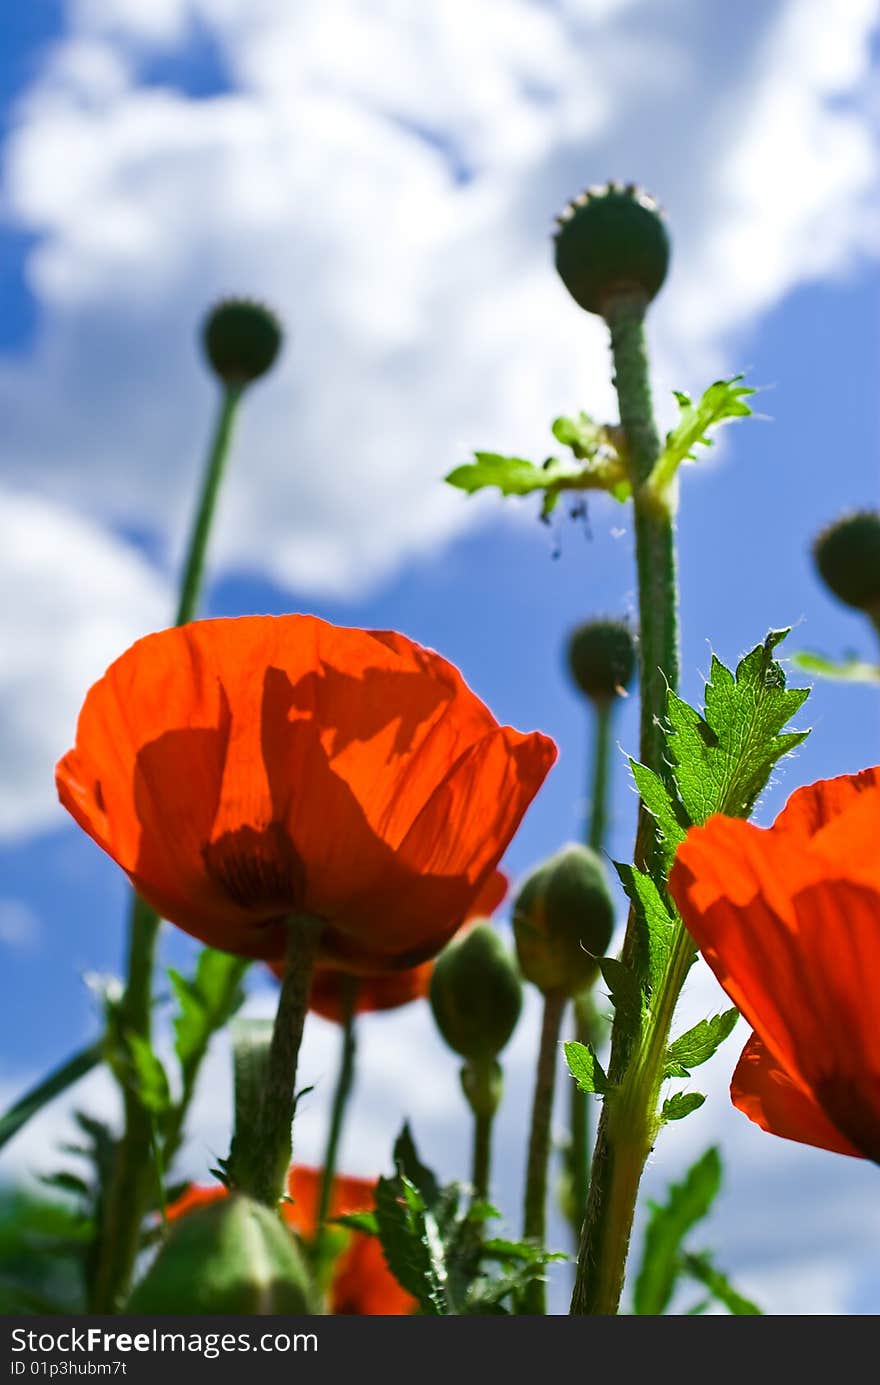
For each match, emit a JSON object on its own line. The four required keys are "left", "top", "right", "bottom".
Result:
{"left": 202, "top": 299, "right": 283, "bottom": 386}
{"left": 554, "top": 183, "right": 669, "bottom": 317}
{"left": 127, "top": 1194, "right": 312, "bottom": 1314}
{"left": 429, "top": 922, "right": 522, "bottom": 1063}
{"left": 513, "top": 845, "right": 614, "bottom": 996}
{"left": 813, "top": 511, "right": 880, "bottom": 617}
{"left": 567, "top": 618, "right": 637, "bottom": 703}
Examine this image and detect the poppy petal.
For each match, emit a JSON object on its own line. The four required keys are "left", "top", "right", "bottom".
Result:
{"left": 731, "top": 1033, "right": 861, "bottom": 1159}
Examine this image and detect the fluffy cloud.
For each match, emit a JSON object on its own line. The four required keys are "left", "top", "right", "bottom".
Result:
{"left": 0, "top": 485, "right": 168, "bottom": 838}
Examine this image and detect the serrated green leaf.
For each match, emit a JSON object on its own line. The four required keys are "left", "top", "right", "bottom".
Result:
{"left": 615, "top": 864, "right": 678, "bottom": 999}
{"left": 668, "top": 630, "right": 809, "bottom": 825}
{"left": 551, "top": 412, "right": 606, "bottom": 459}
{"left": 563, "top": 1041, "right": 608, "bottom": 1095}
{"left": 650, "top": 375, "right": 756, "bottom": 492}
{"left": 661, "top": 1092, "right": 706, "bottom": 1122}
{"left": 446, "top": 452, "right": 585, "bottom": 498}
{"left": 334, "top": 1210, "right": 378, "bottom": 1236}
{"left": 393, "top": 1123, "right": 440, "bottom": 1209}
{"left": 126, "top": 1034, "right": 170, "bottom": 1115}
{"left": 630, "top": 761, "right": 687, "bottom": 863}
{"left": 598, "top": 955, "right": 641, "bottom": 1025}
{"left": 792, "top": 650, "right": 880, "bottom": 684}
{"left": 665, "top": 1009, "right": 739, "bottom": 1078}
{"left": 633, "top": 1147, "right": 722, "bottom": 1315}
{"left": 374, "top": 1173, "right": 449, "bottom": 1315}
{"left": 681, "top": 1251, "right": 763, "bottom": 1315}
{"left": 169, "top": 950, "right": 248, "bottom": 1078}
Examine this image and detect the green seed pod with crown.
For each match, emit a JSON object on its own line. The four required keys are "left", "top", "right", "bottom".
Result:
{"left": 554, "top": 182, "right": 670, "bottom": 317}
{"left": 513, "top": 845, "right": 614, "bottom": 997}
{"left": 813, "top": 511, "right": 880, "bottom": 618}
{"left": 567, "top": 618, "right": 637, "bottom": 704}
{"left": 127, "top": 1194, "right": 312, "bottom": 1314}
{"left": 202, "top": 299, "right": 283, "bottom": 387}
{"left": 430, "top": 922, "right": 522, "bottom": 1066}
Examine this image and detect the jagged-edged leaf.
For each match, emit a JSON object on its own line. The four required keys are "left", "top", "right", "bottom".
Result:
{"left": 661, "top": 1092, "right": 706, "bottom": 1122}
{"left": 374, "top": 1174, "right": 449, "bottom": 1315}
{"left": 393, "top": 1123, "right": 440, "bottom": 1209}
{"left": 665, "top": 1010, "right": 739, "bottom": 1078}
{"left": 125, "top": 1035, "right": 171, "bottom": 1115}
{"left": 616, "top": 863, "right": 678, "bottom": 998}
{"left": 633, "top": 1147, "right": 722, "bottom": 1316}
{"left": 598, "top": 955, "right": 641, "bottom": 1026}
{"left": 169, "top": 950, "right": 248, "bottom": 1077}
{"left": 668, "top": 630, "right": 809, "bottom": 825}
{"left": 335, "top": 1210, "right": 378, "bottom": 1236}
{"left": 563, "top": 1041, "right": 608, "bottom": 1095}
{"left": 650, "top": 376, "right": 755, "bottom": 490}
{"left": 630, "top": 761, "right": 688, "bottom": 863}
{"left": 681, "top": 1251, "right": 762, "bottom": 1315}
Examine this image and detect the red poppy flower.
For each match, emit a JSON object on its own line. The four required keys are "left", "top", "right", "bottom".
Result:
{"left": 56, "top": 616, "right": 554, "bottom": 968}
{"left": 669, "top": 767, "right": 880, "bottom": 1161}
{"left": 299, "top": 869, "right": 508, "bottom": 1023}
{"left": 165, "top": 1168, "right": 415, "bottom": 1315}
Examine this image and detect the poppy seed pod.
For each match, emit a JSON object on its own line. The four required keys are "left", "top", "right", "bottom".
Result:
{"left": 202, "top": 299, "right": 283, "bottom": 386}
{"left": 429, "top": 922, "right": 523, "bottom": 1063}
{"left": 554, "top": 183, "right": 669, "bottom": 317}
{"left": 567, "top": 618, "right": 637, "bottom": 704}
{"left": 127, "top": 1194, "right": 312, "bottom": 1314}
{"left": 513, "top": 845, "right": 614, "bottom": 996}
{"left": 813, "top": 511, "right": 880, "bottom": 616}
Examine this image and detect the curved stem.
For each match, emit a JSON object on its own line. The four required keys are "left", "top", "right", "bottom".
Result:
{"left": 239, "top": 914, "right": 323, "bottom": 1207}
{"left": 522, "top": 988, "right": 566, "bottom": 1314}
{"left": 175, "top": 384, "right": 243, "bottom": 626}
{"left": 314, "top": 981, "right": 358, "bottom": 1261}
{"left": 570, "top": 291, "right": 681, "bottom": 1316}
{"left": 587, "top": 699, "right": 613, "bottom": 853}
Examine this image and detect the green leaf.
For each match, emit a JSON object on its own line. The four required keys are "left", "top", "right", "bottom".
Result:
{"left": 169, "top": 949, "right": 249, "bottom": 1078}
{"left": 681, "top": 1252, "right": 763, "bottom": 1315}
{"left": 126, "top": 1035, "right": 170, "bottom": 1115}
{"left": 661, "top": 1092, "right": 706, "bottom": 1122}
{"left": 629, "top": 761, "right": 687, "bottom": 864}
{"left": 563, "top": 1041, "right": 608, "bottom": 1095}
{"left": 650, "top": 375, "right": 755, "bottom": 491}
{"left": 665, "top": 1009, "right": 739, "bottom": 1078}
{"left": 0, "top": 1040, "right": 104, "bottom": 1153}
{"left": 598, "top": 956, "right": 641, "bottom": 1026}
{"left": 39, "top": 1172, "right": 91, "bottom": 1200}
{"left": 615, "top": 864, "right": 678, "bottom": 1000}
{"left": 792, "top": 650, "right": 880, "bottom": 684}
{"left": 633, "top": 1146, "right": 722, "bottom": 1316}
{"left": 551, "top": 412, "right": 611, "bottom": 460}
{"left": 667, "top": 629, "right": 809, "bottom": 826}
{"left": 446, "top": 452, "right": 584, "bottom": 499}
{"left": 393, "top": 1123, "right": 440, "bottom": 1210}
{"left": 334, "top": 1210, "right": 378, "bottom": 1236}
{"left": 374, "top": 1173, "right": 449, "bottom": 1315}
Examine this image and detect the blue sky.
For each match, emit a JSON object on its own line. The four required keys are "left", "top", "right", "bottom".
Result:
{"left": 1, "top": 0, "right": 878, "bottom": 1314}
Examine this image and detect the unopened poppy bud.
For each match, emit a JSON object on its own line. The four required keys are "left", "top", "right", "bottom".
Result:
{"left": 127, "top": 1195, "right": 312, "bottom": 1314}
{"left": 202, "top": 299, "right": 283, "bottom": 386}
{"left": 813, "top": 511, "right": 880, "bottom": 617}
{"left": 554, "top": 183, "right": 670, "bottom": 317}
{"left": 429, "top": 922, "right": 522, "bottom": 1063}
{"left": 513, "top": 845, "right": 614, "bottom": 996}
{"left": 567, "top": 618, "right": 637, "bottom": 703}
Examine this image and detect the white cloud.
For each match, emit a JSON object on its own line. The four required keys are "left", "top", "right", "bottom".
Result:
{"left": 0, "top": 484, "right": 169, "bottom": 838}
{"left": 0, "top": 899, "right": 42, "bottom": 950}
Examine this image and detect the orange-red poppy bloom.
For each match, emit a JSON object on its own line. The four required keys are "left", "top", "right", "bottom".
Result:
{"left": 669, "top": 767, "right": 880, "bottom": 1161}
{"left": 56, "top": 616, "right": 554, "bottom": 968}
{"left": 297, "top": 869, "right": 507, "bottom": 1023}
{"left": 166, "top": 1168, "right": 415, "bottom": 1315}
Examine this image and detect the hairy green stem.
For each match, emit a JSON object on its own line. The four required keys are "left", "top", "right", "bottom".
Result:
{"left": 570, "top": 291, "right": 682, "bottom": 1316}
{"left": 238, "top": 915, "right": 323, "bottom": 1207}
{"left": 174, "top": 384, "right": 244, "bottom": 626}
{"left": 522, "top": 988, "right": 566, "bottom": 1314}
{"left": 314, "top": 981, "right": 358, "bottom": 1263}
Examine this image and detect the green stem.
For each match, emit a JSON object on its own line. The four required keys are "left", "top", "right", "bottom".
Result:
{"left": 522, "top": 988, "right": 566, "bottom": 1314}
{"left": 570, "top": 291, "right": 681, "bottom": 1316}
{"left": 174, "top": 384, "right": 244, "bottom": 626}
{"left": 89, "top": 386, "right": 246, "bottom": 1309}
{"left": 238, "top": 915, "right": 323, "bottom": 1207}
{"left": 587, "top": 699, "right": 613, "bottom": 853}
{"left": 567, "top": 990, "right": 600, "bottom": 1246}
{"left": 314, "top": 982, "right": 358, "bottom": 1262}
{"left": 471, "top": 1109, "right": 493, "bottom": 1203}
